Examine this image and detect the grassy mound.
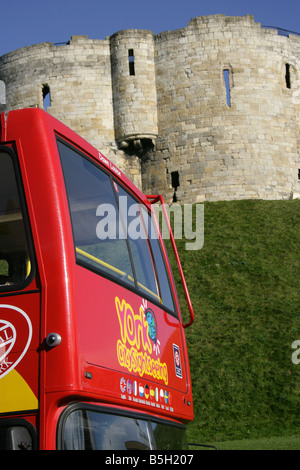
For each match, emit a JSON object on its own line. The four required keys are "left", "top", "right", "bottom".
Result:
{"left": 167, "top": 199, "right": 300, "bottom": 443}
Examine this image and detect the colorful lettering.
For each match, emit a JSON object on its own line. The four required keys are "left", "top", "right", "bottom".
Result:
{"left": 115, "top": 297, "right": 168, "bottom": 385}
{"left": 115, "top": 297, "right": 152, "bottom": 354}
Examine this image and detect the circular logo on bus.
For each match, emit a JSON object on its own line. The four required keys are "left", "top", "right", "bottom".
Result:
{"left": 0, "top": 320, "right": 16, "bottom": 364}
{"left": 0, "top": 305, "right": 32, "bottom": 379}
{"left": 145, "top": 308, "right": 157, "bottom": 344}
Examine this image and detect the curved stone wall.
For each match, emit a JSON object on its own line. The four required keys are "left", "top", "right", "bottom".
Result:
{"left": 143, "top": 15, "right": 300, "bottom": 202}
{"left": 0, "top": 15, "right": 299, "bottom": 202}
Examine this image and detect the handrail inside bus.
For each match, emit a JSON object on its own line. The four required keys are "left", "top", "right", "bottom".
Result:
{"left": 75, "top": 246, "right": 162, "bottom": 304}
{"left": 146, "top": 195, "right": 195, "bottom": 328}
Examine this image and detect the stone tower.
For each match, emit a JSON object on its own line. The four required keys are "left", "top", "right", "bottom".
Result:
{"left": 110, "top": 29, "right": 158, "bottom": 151}
{"left": 0, "top": 15, "right": 299, "bottom": 202}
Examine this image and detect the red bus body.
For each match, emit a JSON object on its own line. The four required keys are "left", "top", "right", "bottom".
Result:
{"left": 0, "top": 108, "right": 193, "bottom": 450}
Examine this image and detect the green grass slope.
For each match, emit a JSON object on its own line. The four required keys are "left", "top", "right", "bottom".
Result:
{"left": 167, "top": 199, "right": 300, "bottom": 444}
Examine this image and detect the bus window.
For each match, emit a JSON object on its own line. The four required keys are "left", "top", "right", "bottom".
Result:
{"left": 58, "top": 140, "right": 135, "bottom": 288}
{"left": 151, "top": 420, "right": 187, "bottom": 450}
{"left": 62, "top": 408, "right": 153, "bottom": 450}
{"left": 59, "top": 405, "right": 187, "bottom": 450}
{"left": 58, "top": 140, "right": 175, "bottom": 313}
{"left": 115, "top": 183, "right": 174, "bottom": 312}
{"left": 0, "top": 149, "right": 32, "bottom": 289}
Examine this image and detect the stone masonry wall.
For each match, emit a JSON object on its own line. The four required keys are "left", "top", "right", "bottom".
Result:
{"left": 0, "top": 15, "right": 299, "bottom": 202}
{"left": 142, "top": 15, "right": 300, "bottom": 203}
{"left": 0, "top": 35, "right": 142, "bottom": 188}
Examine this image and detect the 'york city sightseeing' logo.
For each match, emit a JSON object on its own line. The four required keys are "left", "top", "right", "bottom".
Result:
{"left": 115, "top": 297, "right": 168, "bottom": 385}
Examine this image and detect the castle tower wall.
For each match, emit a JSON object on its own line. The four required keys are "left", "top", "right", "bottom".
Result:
{"left": 0, "top": 37, "right": 114, "bottom": 152}
{"left": 142, "top": 15, "right": 300, "bottom": 202}
{"left": 0, "top": 15, "right": 299, "bottom": 202}
{"left": 110, "top": 30, "right": 158, "bottom": 150}
{"left": 0, "top": 36, "right": 142, "bottom": 188}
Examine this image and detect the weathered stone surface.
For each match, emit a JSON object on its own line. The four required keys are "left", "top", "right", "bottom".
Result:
{"left": 0, "top": 15, "right": 299, "bottom": 201}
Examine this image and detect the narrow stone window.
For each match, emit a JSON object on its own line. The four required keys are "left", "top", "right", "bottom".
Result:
{"left": 0, "top": 80, "right": 5, "bottom": 105}
{"left": 285, "top": 64, "right": 291, "bottom": 89}
{"left": 223, "top": 69, "right": 231, "bottom": 107}
{"left": 298, "top": 169, "right": 300, "bottom": 181}
{"left": 42, "top": 84, "right": 51, "bottom": 110}
{"left": 171, "top": 171, "right": 180, "bottom": 202}
{"left": 128, "top": 49, "right": 135, "bottom": 76}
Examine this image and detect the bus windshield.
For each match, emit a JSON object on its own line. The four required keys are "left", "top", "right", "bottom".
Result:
{"left": 57, "top": 140, "right": 175, "bottom": 313}
{"left": 60, "top": 405, "right": 187, "bottom": 450}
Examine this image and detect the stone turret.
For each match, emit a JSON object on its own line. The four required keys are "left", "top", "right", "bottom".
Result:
{"left": 110, "top": 30, "right": 158, "bottom": 153}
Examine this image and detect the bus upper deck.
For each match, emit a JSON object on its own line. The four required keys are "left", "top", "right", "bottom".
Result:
{"left": 0, "top": 108, "right": 194, "bottom": 450}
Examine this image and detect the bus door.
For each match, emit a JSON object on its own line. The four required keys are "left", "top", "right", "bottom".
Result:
{"left": 0, "top": 145, "right": 40, "bottom": 449}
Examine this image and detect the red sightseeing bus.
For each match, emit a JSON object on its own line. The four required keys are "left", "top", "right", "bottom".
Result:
{"left": 0, "top": 108, "right": 194, "bottom": 450}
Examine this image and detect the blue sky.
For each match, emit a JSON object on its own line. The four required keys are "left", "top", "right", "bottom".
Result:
{"left": 1, "top": 0, "right": 299, "bottom": 57}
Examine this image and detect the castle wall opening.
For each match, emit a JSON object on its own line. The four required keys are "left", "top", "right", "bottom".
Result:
{"left": 223, "top": 69, "right": 231, "bottom": 107}
{"left": 285, "top": 64, "right": 291, "bottom": 89}
{"left": 171, "top": 171, "right": 180, "bottom": 202}
{"left": 128, "top": 49, "right": 135, "bottom": 76}
{"left": 42, "top": 84, "right": 51, "bottom": 111}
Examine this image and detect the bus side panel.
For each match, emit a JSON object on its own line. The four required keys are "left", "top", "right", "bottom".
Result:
{"left": 0, "top": 292, "right": 40, "bottom": 415}
{"left": 75, "top": 265, "right": 193, "bottom": 422}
